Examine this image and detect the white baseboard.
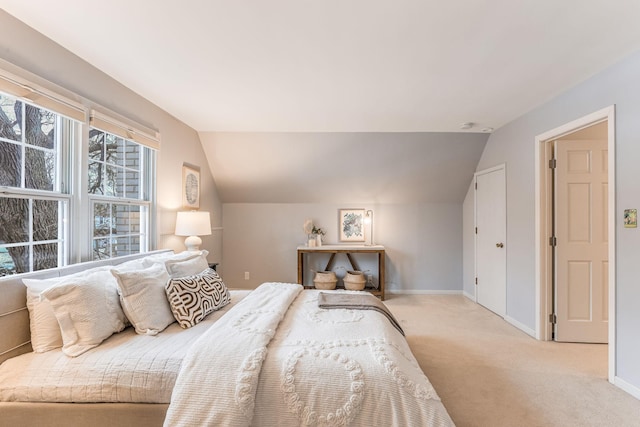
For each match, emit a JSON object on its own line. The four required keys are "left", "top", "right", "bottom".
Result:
{"left": 462, "top": 291, "right": 475, "bottom": 301}
{"left": 386, "top": 289, "right": 463, "bottom": 295}
{"left": 615, "top": 376, "right": 640, "bottom": 400}
{"left": 505, "top": 315, "right": 536, "bottom": 338}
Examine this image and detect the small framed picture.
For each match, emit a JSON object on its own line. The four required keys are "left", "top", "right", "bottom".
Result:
{"left": 624, "top": 209, "right": 637, "bottom": 228}
{"left": 339, "top": 209, "right": 365, "bottom": 242}
{"left": 182, "top": 164, "right": 200, "bottom": 209}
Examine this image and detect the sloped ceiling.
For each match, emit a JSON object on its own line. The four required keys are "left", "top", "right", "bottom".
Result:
{"left": 2, "top": 1, "right": 640, "bottom": 133}
{"left": 200, "top": 132, "right": 488, "bottom": 203}
{"left": 1, "top": 2, "right": 639, "bottom": 203}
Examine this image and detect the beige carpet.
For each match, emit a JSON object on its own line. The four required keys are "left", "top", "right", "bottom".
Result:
{"left": 383, "top": 294, "right": 640, "bottom": 427}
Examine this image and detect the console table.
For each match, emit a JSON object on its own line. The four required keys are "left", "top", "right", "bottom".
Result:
{"left": 297, "top": 245, "right": 386, "bottom": 300}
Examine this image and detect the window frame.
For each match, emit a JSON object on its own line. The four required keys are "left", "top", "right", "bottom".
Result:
{"left": 86, "top": 124, "right": 156, "bottom": 262}
{"left": 0, "top": 190, "right": 71, "bottom": 274}
{"left": 0, "top": 93, "right": 77, "bottom": 275}
{"left": 0, "top": 70, "right": 159, "bottom": 276}
{"left": 89, "top": 197, "right": 150, "bottom": 260}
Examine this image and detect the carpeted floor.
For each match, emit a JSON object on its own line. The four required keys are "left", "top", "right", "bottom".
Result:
{"left": 383, "top": 294, "right": 640, "bottom": 427}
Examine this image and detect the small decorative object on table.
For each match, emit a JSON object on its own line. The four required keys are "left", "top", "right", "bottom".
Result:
{"left": 303, "top": 219, "right": 314, "bottom": 246}
{"left": 312, "top": 225, "right": 325, "bottom": 247}
{"left": 302, "top": 219, "right": 326, "bottom": 247}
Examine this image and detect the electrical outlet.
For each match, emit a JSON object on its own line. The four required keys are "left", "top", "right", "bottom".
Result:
{"left": 244, "top": 271, "right": 250, "bottom": 280}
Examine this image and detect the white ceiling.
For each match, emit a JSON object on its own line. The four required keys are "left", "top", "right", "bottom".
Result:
{"left": 2, "top": 0, "right": 640, "bottom": 133}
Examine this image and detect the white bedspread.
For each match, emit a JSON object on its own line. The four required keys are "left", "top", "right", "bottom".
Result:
{"left": 0, "top": 291, "right": 250, "bottom": 404}
{"left": 165, "top": 283, "right": 455, "bottom": 426}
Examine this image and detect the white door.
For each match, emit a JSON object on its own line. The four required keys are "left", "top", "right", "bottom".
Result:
{"left": 475, "top": 166, "right": 506, "bottom": 317}
{"left": 555, "top": 139, "right": 608, "bottom": 343}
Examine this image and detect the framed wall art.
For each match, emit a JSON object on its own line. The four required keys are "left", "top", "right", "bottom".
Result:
{"left": 624, "top": 208, "right": 637, "bottom": 228}
{"left": 338, "top": 208, "right": 365, "bottom": 242}
{"left": 182, "top": 164, "right": 200, "bottom": 209}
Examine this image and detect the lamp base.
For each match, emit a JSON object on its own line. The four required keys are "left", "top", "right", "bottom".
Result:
{"left": 184, "top": 235, "right": 202, "bottom": 251}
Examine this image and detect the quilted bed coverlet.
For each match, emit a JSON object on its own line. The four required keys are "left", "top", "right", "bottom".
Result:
{"left": 0, "top": 292, "right": 249, "bottom": 403}
{"left": 164, "top": 283, "right": 454, "bottom": 426}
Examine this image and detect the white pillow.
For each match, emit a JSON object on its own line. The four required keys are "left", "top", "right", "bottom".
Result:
{"left": 111, "top": 264, "right": 175, "bottom": 335}
{"left": 41, "top": 269, "right": 128, "bottom": 357}
{"left": 165, "top": 251, "right": 210, "bottom": 278}
{"left": 22, "top": 266, "right": 113, "bottom": 353}
{"left": 113, "top": 257, "right": 148, "bottom": 272}
{"left": 23, "top": 278, "right": 64, "bottom": 352}
{"left": 141, "top": 250, "right": 205, "bottom": 268}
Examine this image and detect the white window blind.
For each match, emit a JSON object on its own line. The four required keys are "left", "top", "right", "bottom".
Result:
{"left": 0, "top": 70, "right": 85, "bottom": 122}
{"left": 90, "top": 110, "right": 160, "bottom": 150}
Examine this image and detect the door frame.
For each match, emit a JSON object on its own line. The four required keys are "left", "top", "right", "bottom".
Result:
{"left": 534, "top": 105, "right": 616, "bottom": 383}
{"left": 474, "top": 163, "right": 507, "bottom": 312}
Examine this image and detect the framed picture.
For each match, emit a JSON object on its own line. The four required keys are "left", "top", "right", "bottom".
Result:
{"left": 339, "top": 208, "right": 366, "bottom": 242}
{"left": 182, "top": 164, "right": 200, "bottom": 209}
{"left": 624, "top": 209, "right": 637, "bottom": 228}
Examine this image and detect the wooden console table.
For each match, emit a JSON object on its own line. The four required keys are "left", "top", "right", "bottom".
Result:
{"left": 297, "top": 245, "right": 386, "bottom": 300}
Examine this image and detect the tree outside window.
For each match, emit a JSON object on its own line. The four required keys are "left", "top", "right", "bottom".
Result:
{"left": 0, "top": 95, "right": 66, "bottom": 276}
{"left": 0, "top": 91, "right": 154, "bottom": 276}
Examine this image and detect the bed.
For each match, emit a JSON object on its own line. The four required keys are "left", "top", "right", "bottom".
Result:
{"left": 0, "top": 250, "right": 454, "bottom": 426}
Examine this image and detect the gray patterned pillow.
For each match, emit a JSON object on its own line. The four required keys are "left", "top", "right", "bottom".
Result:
{"left": 165, "top": 268, "right": 231, "bottom": 328}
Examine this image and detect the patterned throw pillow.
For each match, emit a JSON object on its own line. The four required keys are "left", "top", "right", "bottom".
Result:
{"left": 165, "top": 268, "right": 231, "bottom": 328}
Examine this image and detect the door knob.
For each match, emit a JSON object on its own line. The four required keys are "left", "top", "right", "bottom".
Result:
{"left": 496, "top": 243, "right": 504, "bottom": 248}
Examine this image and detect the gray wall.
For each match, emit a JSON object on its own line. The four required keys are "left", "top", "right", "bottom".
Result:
{"left": 204, "top": 131, "right": 488, "bottom": 295}
{"left": 0, "top": 11, "right": 223, "bottom": 262}
{"left": 474, "top": 49, "right": 640, "bottom": 391}
{"left": 221, "top": 203, "right": 462, "bottom": 293}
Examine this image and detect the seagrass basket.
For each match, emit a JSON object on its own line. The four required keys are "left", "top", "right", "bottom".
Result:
{"left": 313, "top": 271, "right": 337, "bottom": 290}
{"left": 343, "top": 270, "right": 366, "bottom": 291}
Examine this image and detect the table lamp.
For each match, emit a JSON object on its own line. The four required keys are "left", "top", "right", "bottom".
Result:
{"left": 175, "top": 211, "right": 212, "bottom": 251}
{"left": 364, "top": 210, "right": 374, "bottom": 245}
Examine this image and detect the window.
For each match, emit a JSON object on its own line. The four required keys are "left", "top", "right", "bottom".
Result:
{"left": 0, "top": 196, "right": 68, "bottom": 275}
{"left": 0, "top": 72, "right": 159, "bottom": 276}
{"left": 88, "top": 127, "right": 153, "bottom": 260}
{"left": 91, "top": 202, "right": 148, "bottom": 259}
{"left": 0, "top": 94, "right": 72, "bottom": 275}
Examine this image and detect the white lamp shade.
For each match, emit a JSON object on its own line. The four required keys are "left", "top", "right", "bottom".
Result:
{"left": 175, "top": 211, "right": 212, "bottom": 237}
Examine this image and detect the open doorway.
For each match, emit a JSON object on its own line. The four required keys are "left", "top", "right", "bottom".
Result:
{"left": 535, "top": 106, "right": 616, "bottom": 383}
{"left": 553, "top": 123, "right": 608, "bottom": 343}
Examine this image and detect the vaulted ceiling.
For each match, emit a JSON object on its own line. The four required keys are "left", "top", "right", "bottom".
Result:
{"left": 2, "top": 1, "right": 640, "bottom": 133}
{"left": 2, "top": 1, "right": 639, "bottom": 204}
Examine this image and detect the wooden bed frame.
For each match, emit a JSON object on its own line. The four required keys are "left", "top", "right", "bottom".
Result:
{"left": 0, "top": 250, "right": 173, "bottom": 427}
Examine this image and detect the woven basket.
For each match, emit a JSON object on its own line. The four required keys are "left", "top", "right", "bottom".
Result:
{"left": 313, "top": 271, "right": 337, "bottom": 290}
{"left": 343, "top": 270, "right": 366, "bottom": 291}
